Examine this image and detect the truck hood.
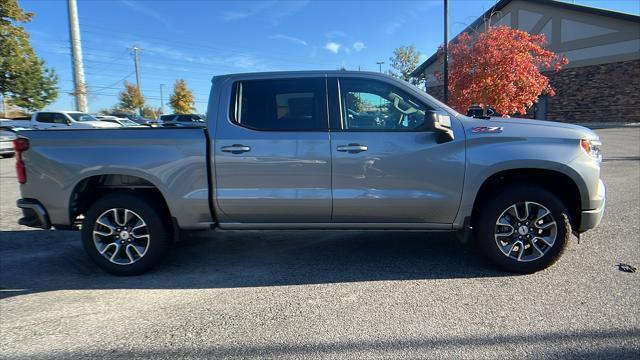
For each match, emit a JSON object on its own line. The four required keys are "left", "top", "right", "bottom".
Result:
{"left": 465, "top": 116, "right": 599, "bottom": 140}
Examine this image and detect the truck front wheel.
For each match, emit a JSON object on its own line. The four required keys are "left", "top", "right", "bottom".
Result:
{"left": 475, "top": 186, "right": 572, "bottom": 273}
{"left": 81, "top": 192, "right": 170, "bottom": 275}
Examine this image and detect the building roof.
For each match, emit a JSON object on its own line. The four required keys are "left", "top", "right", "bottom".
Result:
{"left": 410, "top": 0, "right": 640, "bottom": 77}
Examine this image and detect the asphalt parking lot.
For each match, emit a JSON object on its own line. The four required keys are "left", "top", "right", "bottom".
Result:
{"left": 1, "top": 127, "right": 639, "bottom": 359}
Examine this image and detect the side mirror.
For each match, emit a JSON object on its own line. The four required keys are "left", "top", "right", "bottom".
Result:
{"left": 426, "top": 110, "right": 454, "bottom": 143}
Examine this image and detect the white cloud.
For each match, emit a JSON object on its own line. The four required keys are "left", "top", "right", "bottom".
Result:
{"left": 120, "top": 0, "right": 171, "bottom": 28}
{"left": 125, "top": 41, "right": 267, "bottom": 71}
{"left": 384, "top": 21, "right": 402, "bottom": 35}
{"left": 383, "top": 1, "right": 439, "bottom": 35}
{"left": 270, "top": 34, "right": 308, "bottom": 46}
{"left": 222, "top": 0, "right": 309, "bottom": 25}
{"left": 352, "top": 41, "right": 366, "bottom": 52}
{"left": 323, "top": 41, "right": 341, "bottom": 54}
{"left": 325, "top": 30, "right": 346, "bottom": 38}
{"left": 222, "top": 1, "right": 276, "bottom": 21}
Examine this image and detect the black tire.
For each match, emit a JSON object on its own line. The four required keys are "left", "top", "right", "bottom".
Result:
{"left": 81, "top": 192, "right": 171, "bottom": 275}
{"left": 475, "top": 185, "right": 572, "bottom": 273}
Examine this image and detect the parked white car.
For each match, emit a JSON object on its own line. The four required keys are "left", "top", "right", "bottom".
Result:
{"left": 30, "top": 111, "right": 121, "bottom": 130}
{"left": 95, "top": 115, "right": 145, "bottom": 128}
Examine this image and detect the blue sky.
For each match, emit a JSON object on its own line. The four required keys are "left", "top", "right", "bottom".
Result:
{"left": 20, "top": 0, "right": 640, "bottom": 113}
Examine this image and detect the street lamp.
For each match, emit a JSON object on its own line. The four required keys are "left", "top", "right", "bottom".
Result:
{"left": 376, "top": 61, "right": 385, "bottom": 73}
{"left": 159, "top": 83, "right": 166, "bottom": 114}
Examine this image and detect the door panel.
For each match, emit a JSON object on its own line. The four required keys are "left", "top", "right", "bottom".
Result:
{"left": 331, "top": 131, "right": 465, "bottom": 223}
{"left": 330, "top": 77, "right": 466, "bottom": 223}
{"left": 214, "top": 77, "right": 332, "bottom": 223}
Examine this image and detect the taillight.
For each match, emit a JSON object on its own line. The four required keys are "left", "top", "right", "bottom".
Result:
{"left": 13, "top": 138, "right": 29, "bottom": 184}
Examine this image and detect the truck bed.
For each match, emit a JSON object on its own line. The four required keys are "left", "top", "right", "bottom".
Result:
{"left": 17, "top": 128, "right": 213, "bottom": 229}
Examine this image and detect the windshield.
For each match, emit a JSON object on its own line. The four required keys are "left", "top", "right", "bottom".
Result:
{"left": 121, "top": 119, "right": 139, "bottom": 126}
{"left": 68, "top": 113, "right": 98, "bottom": 122}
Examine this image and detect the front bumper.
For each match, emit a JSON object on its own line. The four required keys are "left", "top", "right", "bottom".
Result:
{"left": 17, "top": 199, "right": 51, "bottom": 229}
{"left": 578, "top": 179, "right": 605, "bottom": 232}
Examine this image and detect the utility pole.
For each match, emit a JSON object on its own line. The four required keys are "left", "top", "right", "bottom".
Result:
{"left": 159, "top": 84, "right": 166, "bottom": 114}
{"left": 1, "top": 94, "right": 6, "bottom": 118}
{"left": 376, "top": 61, "right": 385, "bottom": 73}
{"left": 132, "top": 46, "right": 142, "bottom": 94}
{"left": 131, "top": 46, "right": 143, "bottom": 115}
{"left": 443, "top": 0, "right": 449, "bottom": 104}
{"left": 67, "top": 0, "right": 88, "bottom": 112}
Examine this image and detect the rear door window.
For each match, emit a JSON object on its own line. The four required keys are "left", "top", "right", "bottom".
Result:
{"left": 36, "top": 113, "right": 54, "bottom": 123}
{"left": 231, "top": 78, "right": 327, "bottom": 131}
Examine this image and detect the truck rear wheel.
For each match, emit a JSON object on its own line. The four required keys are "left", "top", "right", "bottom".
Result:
{"left": 475, "top": 185, "right": 572, "bottom": 273}
{"left": 81, "top": 192, "right": 170, "bottom": 275}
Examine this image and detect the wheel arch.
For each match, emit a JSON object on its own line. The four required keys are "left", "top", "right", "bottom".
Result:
{"left": 470, "top": 168, "right": 583, "bottom": 231}
{"left": 69, "top": 173, "right": 173, "bottom": 228}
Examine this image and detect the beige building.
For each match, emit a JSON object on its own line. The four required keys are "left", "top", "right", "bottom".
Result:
{"left": 411, "top": 0, "right": 640, "bottom": 122}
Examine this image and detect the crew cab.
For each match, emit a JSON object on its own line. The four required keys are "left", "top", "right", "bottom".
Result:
{"left": 30, "top": 111, "right": 121, "bottom": 129}
{"left": 14, "top": 71, "right": 605, "bottom": 275}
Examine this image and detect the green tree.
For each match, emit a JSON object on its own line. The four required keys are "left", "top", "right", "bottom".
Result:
{"left": 389, "top": 45, "right": 423, "bottom": 87}
{"left": 0, "top": 0, "right": 58, "bottom": 113}
{"left": 169, "top": 79, "right": 195, "bottom": 114}
{"left": 118, "top": 81, "right": 145, "bottom": 113}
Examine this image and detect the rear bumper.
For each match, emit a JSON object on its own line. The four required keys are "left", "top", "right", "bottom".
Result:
{"left": 578, "top": 179, "right": 605, "bottom": 232}
{"left": 17, "top": 199, "right": 51, "bottom": 229}
{"left": 0, "top": 141, "right": 14, "bottom": 155}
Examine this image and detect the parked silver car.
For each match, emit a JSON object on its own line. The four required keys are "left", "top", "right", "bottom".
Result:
{"left": 0, "top": 129, "right": 17, "bottom": 157}
{"left": 13, "top": 71, "right": 605, "bottom": 275}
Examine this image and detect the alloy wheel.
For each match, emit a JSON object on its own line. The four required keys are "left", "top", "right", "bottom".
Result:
{"left": 92, "top": 208, "right": 151, "bottom": 265}
{"left": 494, "top": 201, "right": 558, "bottom": 262}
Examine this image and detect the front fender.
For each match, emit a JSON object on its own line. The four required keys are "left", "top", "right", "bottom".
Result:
{"left": 454, "top": 133, "right": 589, "bottom": 228}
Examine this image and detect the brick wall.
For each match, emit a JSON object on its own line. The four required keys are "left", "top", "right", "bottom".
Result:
{"left": 425, "top": 59, "right": 640, "bottom": 123}
{"left": 545, "top": 59, "right": 640, "bottom": 123}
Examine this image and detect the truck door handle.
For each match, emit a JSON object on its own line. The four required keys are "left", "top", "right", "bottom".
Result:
{"left": 221, "top": 144, "right": 251, "bottom": 154}
{"left": 336, "top": 144, "right": 368, "bottom": 153}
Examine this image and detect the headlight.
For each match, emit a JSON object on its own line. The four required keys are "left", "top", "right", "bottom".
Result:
{"left": 581, "top": 139, "right": 602, "bottom": 163}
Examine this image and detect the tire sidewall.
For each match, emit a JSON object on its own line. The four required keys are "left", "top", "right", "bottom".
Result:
{"left": 81, "top": 192, "right": 170, "bottom": 276}
{"left": 476, "top": 186, "right": 571, "bottom": 273}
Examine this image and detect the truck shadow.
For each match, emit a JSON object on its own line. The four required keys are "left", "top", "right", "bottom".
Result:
{"left": 0, "top": 229, "right": 508, "bottom": 298}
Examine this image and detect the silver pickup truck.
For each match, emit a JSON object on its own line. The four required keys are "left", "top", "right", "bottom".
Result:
{"left": 14, "top": 71, "right": 605, "bottom": 275}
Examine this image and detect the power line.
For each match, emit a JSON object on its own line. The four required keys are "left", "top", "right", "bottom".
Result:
{"left": 88, "top": 71, "right": 135, "bottom": 92}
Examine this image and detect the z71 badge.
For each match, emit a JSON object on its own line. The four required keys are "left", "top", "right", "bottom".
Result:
{"left": 471, "top": 126, "right": 504, "bottom": 133}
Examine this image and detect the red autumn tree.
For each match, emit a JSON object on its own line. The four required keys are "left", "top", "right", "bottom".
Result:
{"left": 438, "top": 25, "right": 568, "bottom": 116}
